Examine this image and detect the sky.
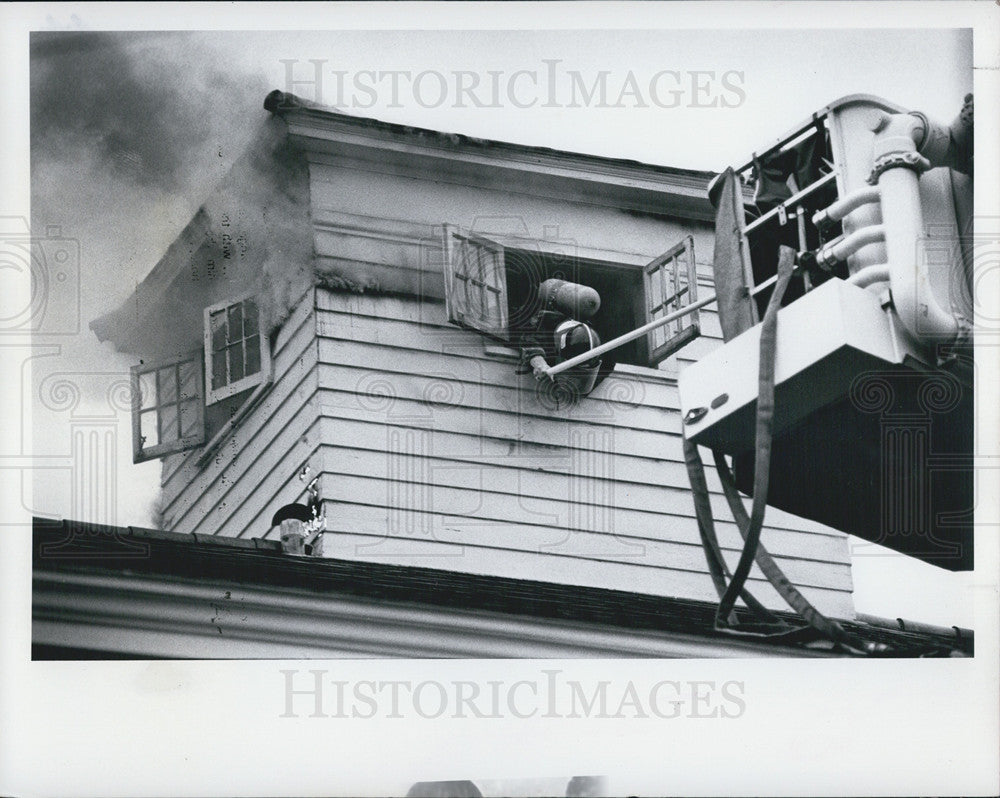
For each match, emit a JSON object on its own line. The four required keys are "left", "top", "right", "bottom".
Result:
{"left": 20, "top": 25, "right": 981, "bottom": 626}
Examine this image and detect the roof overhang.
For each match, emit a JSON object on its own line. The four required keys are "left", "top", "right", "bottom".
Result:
{"left": 266, "top": 90, "right": 716, "bottom": 222}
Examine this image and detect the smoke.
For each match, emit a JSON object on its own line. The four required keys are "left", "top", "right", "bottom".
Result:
{"left": 29, "top": 31, "right": 274, "bottom": 528}
{"left": 31, "top": 31, "right": 267, "bottom": 193}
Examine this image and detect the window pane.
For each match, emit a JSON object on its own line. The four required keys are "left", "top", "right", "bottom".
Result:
{"left": 210, "top": 310, "right": 227, "bottom": 352}
{"left": 228, "top": 342, "right": 245, "bottom": 382}
{"left": 158, "top": 366, "right": 177, "bottom": 404}
{"left": 140, "top": 410, "right": 159, "bottom": 448}
{"left": 212, "top": 348, "right": 227, "bottom": 390}
{"left": 137, "top": 371, "right": 156, "bottom": 410}
{"left": 245, "top": 334, "right": 261, "bottom": 376}
{"left": 159, "top": 403, "right": 179, "bottom": 442}
{"left": 227, "top": 305, "right": 243, "bottom": 344}
{"left": 179, "top": 399, "right": 200, "bottom": 438}
{"left": 178, "top": 360, "right": 198, "bottom": 400}
{"left": 243, "top": 298, "right": 259, "bottom": 337}
{"left": 485, "top": 248, "right": 503, "bottom": 289}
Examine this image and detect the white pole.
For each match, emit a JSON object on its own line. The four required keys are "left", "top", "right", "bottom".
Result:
{"left": 543, "top": 273, "right": 779, "bottom": 378}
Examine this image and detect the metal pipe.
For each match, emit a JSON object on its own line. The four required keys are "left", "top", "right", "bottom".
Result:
{"left": 871, "top": 111, "right": 959, "bottom": 341}
{"left": 847, "top": 264, "right": 890, "bottom": 289}
{"left": 543, "top": 274, "right": 780, "bottom": 378}
{"left": 812, "top": 186, "right": 881, "bottom": 229}
{"left": 815, "top": 225, "right": 885, "bottom": 270}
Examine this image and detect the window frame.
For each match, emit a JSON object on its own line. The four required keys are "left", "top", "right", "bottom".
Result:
{"left": 203, "top": 291, "right": 272, "bottom": 406}
{"left": 131, "top": 351, "right": 206, "bottom": 464}
{"left": 441, "top": 224, "right": 702, "bottom": 369}
{"left": 643, "top": 236, "right": 701, "bottom": 366}
{"left": 442, "top": 225, "right": 510, "bottom": 342}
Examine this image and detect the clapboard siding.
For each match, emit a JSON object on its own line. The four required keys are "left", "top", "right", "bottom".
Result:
{"left": 316, "top": 529, "right": 851, "bottom": 614}
{"left": 312, "top": 289, "right": 829, "bottom": 533}
{"left": 317, "top": 474, "right": 851, "bottom": 590}
{"left": 315, "top": 288, "right": 854, "bottom": 616}
{"left": 160, "top": 288, "right": 316, "bottom": 505}
{"left": 319, "top": 404, "right": 843, "bottom": 541}
{"left": 159, "top": 289, "right": 321, "bottom": 539}
{"left": 317, "top": 423, "right": 847, "bottom": 550}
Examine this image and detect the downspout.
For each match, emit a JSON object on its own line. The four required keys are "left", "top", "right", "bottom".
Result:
{"left": 869, "top": 97, "right": 973, "bottom": 344}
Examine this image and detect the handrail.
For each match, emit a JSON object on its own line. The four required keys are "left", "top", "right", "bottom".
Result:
{"left": 743, "top": 171, "right": 838, "bottom": 235}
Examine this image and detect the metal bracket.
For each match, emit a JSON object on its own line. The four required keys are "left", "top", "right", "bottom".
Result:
{"left": 868, "top": 151, "right": 932, "bottom": 185}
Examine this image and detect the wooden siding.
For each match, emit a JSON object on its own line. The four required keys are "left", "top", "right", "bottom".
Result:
{"left": 157, "top": 289, "right": 322, "bottom": 539}
{"left": 150, "top": 135, "right": 853, "bottom": 621}
{"left": 315, "top": 289, "right": 855, "bottom": 617}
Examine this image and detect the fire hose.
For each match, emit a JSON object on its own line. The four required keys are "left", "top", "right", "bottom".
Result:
{"left": 682, "top": 246, "right": 886, "bottom": 654}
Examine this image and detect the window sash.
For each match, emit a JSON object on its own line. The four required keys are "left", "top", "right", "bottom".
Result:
{"left": 442, "top": 225, "right": 509, "bottom": 341}
{"left": 644, "top": 236, "right": 700, "bottom": 366}
{"left": 131, "top": 352, "right": 205, "bottom": 463}
{"left": 203, "top": 292, "right": 271, "bottom": 405}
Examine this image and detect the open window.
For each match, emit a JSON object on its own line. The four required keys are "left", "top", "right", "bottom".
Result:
{"left": 643, "top": 236, "right": 700, "bottom": 366}
{"left": 204, "top": 292, "right": 271, "bottom": 405}
{"left": 442, "top": 225, "right": 701, "bottom": 368}
{"left": 131, "top": 291, "right": 272, "bottom": 464}
{"left": 441, "top": 225, "right": 509, "bottom": 341}
{"left": 131, "top": 353, "right": 205, "bottom": 463}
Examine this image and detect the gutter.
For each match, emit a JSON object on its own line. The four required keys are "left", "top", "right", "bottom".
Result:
{"left": 855, "top": 612, "right": 973, "bottom": 654}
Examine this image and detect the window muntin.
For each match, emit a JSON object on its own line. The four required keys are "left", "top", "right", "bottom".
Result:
{"left": 442, "top": 225, "right": 509, "bottom": 341}
{"left": 644, "top": 236, "right": 700, "bottom": 366}
{"left": 442, "top": 226, "right": 701, "bottom": 369}
{"left": 204, "top": 293, "right": 270, "bottom": 404}
{"left": 131, "top": 353, "right": 205, "bottom": 463}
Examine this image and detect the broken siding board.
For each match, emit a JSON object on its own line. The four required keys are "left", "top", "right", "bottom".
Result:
{"left": 173, "top": 408, "right": 322, "bottom": 538}
{"left": 160, "top": 365, "right": 319, "bottom": 534}
{"left": 233, "top": 435, "right": 326, "bottom": 541}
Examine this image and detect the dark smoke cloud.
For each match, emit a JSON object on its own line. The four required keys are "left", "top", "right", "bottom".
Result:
{"left": 31, "top": 31, "right": 268, "bottom": 192}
